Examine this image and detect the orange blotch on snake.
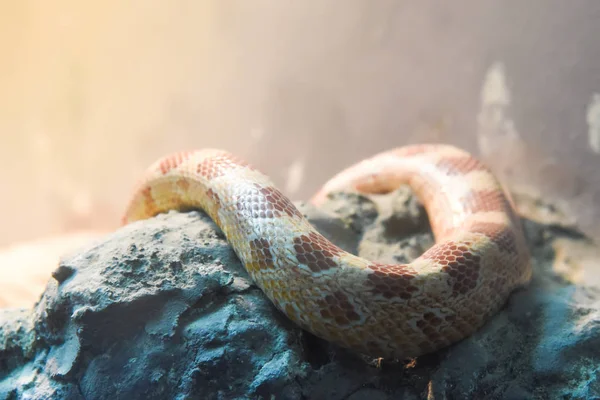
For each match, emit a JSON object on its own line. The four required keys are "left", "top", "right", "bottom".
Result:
{"left": 203, "top": 188, "right": 222, "bottom": 225}
{"left": 248, "top": 238, "right": 275, "bottom": 272}
{"left": 257, "top": 186, "right": 303, "bottom": 219}
{"left": 366, "top": 263, "right": 418, "bottom": 300}
{"left": 206, "top": 188, "right": 221, "bottom": 208}
{"left": 461, "top": 189, "right": 512, "bottom": 215}
{"left": 293, "top": 232, "right": 342, "bottom": 272}
{"left": 159, "top": 151, "right": 193, "bottom": 175}
{"left": 235, "top": 184, "right": 303, "bottom": 220}
{"left": 317, "top": 291, "right": 360, "bottom": 326}
{"left": 196, "top": 153, "right": 254, "bottom": 180}
{"left": 436, "top": 156, "right": 487, "bottom": 176}
{"left": 141, "top": 186, "right": 156, "bottom": 215}
{"left": 469, "top": 222, "right": 518, "bottom": 256}
{"left": 176, "top": 178, "right": 190, "bottom": 191}
{"left": 423, "top": 241, "right": 481, "bottom": 296}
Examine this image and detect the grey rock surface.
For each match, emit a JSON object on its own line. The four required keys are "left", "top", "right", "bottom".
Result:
{"left": 1, "top": 188, "right": 600, "bottom": 399}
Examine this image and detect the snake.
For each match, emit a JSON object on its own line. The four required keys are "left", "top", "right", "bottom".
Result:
{"left": 123, "top": 144, "right": 532, "bottom": 359}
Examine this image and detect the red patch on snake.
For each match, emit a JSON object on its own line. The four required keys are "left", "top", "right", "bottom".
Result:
{"left": 422, "top": 241, "right": 481, "bottom": 296}
{"left": 236, "top": 184, "right": 303, "bottom": 219}
{"left": 196, "top": 153, "right": 255, "bottom": 180}
{"left": 436, "top": 156, "right": 488, "bottom": 176}
{"left": 257, "top": 186, "right": 303, "bottom": 219}
{"left": 206, "top": 188, "right": 221, "bottom": 208}
{"left": 469, "top": 222, "right": 518, "bottom": 256}
{"left": 159, "top": 151, "right": 193, "bottom": 175}
{"left": 176, "top": 178, "right": 190, "bottom": 191}
{"left": 366, "top": 263, "right": 419, "bottom": 300}
{"left": 141, "top": 186, "right": 155, "bottom": 213}
{"left": 461, "top": 189, "right": 512, "bottom": 214}
{"left": 248, "top": 238, "right": 275, "bottom": 271}
{"left": 415, "top": 312, "right": 446, "bottom": 345}
{"left": 462, "top": 189, "right": 522, "bottom": 231}
{"left": 293, "top": 232, "right": 342, "bottom": 272}
{"left": 316, "top": 291, "right": 360, "bottom": 326}
{"left": 204, "top": 188, "right": 223, "bottom": 225}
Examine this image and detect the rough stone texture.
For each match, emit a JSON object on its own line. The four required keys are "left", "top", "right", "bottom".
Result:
{"left": 2, "top": 187, "right": 600, "bottom": 399}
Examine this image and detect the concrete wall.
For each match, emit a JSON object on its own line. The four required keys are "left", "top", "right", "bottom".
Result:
{"left": 2, "top": 1, "right": 600, "bottom": 245}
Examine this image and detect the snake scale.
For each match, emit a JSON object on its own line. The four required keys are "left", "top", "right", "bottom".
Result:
{"left": 123, "top": 144, "right": 531, "bottom": 359}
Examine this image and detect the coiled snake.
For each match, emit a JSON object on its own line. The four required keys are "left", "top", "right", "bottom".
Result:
{"left": 123, "top": 144, "right": 531, "bottom": 359}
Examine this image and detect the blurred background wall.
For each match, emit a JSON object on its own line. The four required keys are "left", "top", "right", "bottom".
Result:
{"left": 2, "top": 0, "right": 600, "bottom": 246}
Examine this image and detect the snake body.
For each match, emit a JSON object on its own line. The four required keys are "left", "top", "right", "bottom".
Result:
{"left": 123, "top": 144, "right": 531, "bottom": 359}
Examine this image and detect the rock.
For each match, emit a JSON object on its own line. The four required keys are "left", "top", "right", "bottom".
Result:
{"left": 1, "top": 187, "right": 600, "bottom": 399}
{"left": 0, "top": 231, "right": 108, "bottom": 308}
